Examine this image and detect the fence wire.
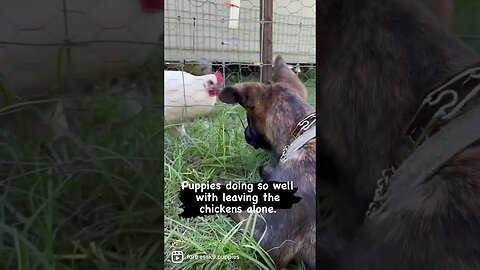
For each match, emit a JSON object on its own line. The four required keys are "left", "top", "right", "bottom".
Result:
{"left": 0, "top": 0, "right": 164, "bottom": 175}
{"left": 0, "top": 0, "right": 163, "bottom": 99}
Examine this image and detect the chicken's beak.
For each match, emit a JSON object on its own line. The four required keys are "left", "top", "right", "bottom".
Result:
{"left": 209, "top": 73, "right": 224, "bottom": 96}
{"left": 208, "top": 85, "right": 222, "bottom": 97}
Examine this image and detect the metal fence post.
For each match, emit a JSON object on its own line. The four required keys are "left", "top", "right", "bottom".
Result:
{"left": 260, "top": 0, "right": 273, "bottom": 83}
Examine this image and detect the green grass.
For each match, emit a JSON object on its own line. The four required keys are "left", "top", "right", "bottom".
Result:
{"left": 0, "top": 90, "right": 163, "bottom": 269}
{"left": 0, "top": 71, "right": 315, "bottom": 270}
{"left": 163, "top": 78, "right": 316, "bottom": 270}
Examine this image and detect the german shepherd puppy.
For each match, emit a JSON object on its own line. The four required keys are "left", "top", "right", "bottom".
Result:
{"left": 216, "top": 56, "right": 317, "bottom": 269}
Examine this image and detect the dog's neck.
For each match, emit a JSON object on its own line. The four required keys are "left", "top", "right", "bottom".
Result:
{"left": 268, "top": 106, "right": 316, "bottom": 158}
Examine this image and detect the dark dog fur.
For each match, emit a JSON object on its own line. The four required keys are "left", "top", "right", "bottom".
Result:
{"left": 315, "top": 0, "right": 480, "bottom": 269}
{"left": 421, "top": 0, "right": 454, "bottom": 30}
{"left": 217, "top": 56, "right": 317, "bottom": 269}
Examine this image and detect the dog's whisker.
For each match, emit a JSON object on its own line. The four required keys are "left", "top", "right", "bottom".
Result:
{"left": 266, "top": 239, "right": 298, "bottom": 253}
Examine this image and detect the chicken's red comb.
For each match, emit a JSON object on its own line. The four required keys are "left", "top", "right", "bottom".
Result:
{"left": 214, "top": 71, "right": 224, "bottom": 86}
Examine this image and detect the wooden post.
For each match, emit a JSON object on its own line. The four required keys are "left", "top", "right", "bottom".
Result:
{"left": 260, "top": 0, "right": 273, "bottom": 83}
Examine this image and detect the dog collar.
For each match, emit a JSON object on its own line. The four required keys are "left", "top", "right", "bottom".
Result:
{"left": 279, "top": 112, "right": 316, "bottom": 162}
{"left": 365, "top": 64, "right": 480, "bottom": 220}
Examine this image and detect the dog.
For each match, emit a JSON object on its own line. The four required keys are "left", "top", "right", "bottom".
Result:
{"left": 421, "top": 0, "right": 454, "bottom": 30}
{"left": 314, "top": 0, "right": 480, "bottom": 269}
{"left": 216, "top": 55, "right": 317, "bottom": 269}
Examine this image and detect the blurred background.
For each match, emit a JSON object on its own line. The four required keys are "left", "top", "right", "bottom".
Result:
{"left": 0, "top": 1, "right": 164, "bottom": 269}
{"left": 454, "top": 0, "right": 480, "bottom": 52}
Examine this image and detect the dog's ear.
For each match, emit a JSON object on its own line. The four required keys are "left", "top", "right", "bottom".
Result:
{"left": 273, "top": 55, "right": 308, "bottom": 101}
{"left": 219, "top": 83, "right": 263, "bottom": 108}
{"left": 218, "top": 86, "right": 241, "bottom": 104}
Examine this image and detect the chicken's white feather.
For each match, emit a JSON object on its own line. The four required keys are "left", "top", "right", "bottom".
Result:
{"left": 164, "top": 70, "right": 224, "bottom": 134}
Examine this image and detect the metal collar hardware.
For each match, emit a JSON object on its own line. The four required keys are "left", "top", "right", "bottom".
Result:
{"left": 279, "top": 112, "right": 316, "bottom": 162}
{"left": 365, "top": 66, "right": 480, "bottom": 221}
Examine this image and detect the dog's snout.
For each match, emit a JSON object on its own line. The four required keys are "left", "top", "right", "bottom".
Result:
{"left": 245, "top": 125, "right": 271, "bottom": 150}
{"left": 244, "top": 126, "right": 258, "bottom": 149}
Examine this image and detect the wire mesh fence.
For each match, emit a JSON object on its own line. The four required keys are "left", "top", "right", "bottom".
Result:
{"left": 0, "top": 0, "right": 164, "bottom": 151}
{"left": 0, "top": 2, "right": 165, "bottom": 269}
{"left": 0, "top": 0, "right": 163, "bottom": 98}
{"left": 163, "top": 0, "right": 316, "bottom": 127}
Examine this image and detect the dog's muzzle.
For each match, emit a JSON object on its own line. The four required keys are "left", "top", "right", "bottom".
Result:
{"left": 245, "top": 117, "right": 271, "bottom": 150}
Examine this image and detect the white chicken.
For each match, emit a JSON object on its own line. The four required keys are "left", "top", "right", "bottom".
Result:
{"left": 164, "top": 70, "right": 224, "bottom": 135}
